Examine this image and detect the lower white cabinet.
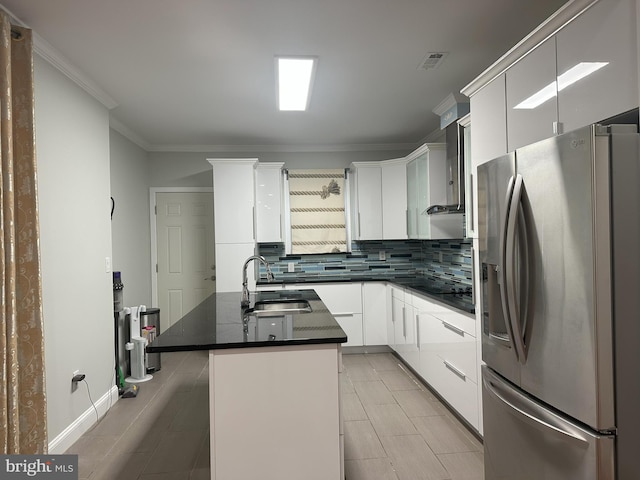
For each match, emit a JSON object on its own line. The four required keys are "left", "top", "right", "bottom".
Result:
{"left": 362, "top": 282, "right": 387, "bottom": 345}
{"left": 416, "top": 296, "right": 479, "bottom": 429}
{"left": 284, "top": 283, "right": 364, "bottom": 347}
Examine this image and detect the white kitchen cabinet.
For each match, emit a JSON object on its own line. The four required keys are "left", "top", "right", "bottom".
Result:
{"left": 469, "top": 74, "right": 508, "bottom": 168}
{"left": 349, "top": 162, "right": 383, "bottom": 240}
{"left": 362, "top": 282, "right": 388, "bottom": 346}
{"left": 381, "top": 158, "right": 408, "bottom": 240}
{"left": 458, "top": 114, "right": 475, "bottom": 238}
{"left": 210, "top": 158, "right": 259, "bottom": 293}
{"left": 215, "top": 243, "right": 256, "bottom": 293}
{"left": 284, "top": 282, "right": 363, "bottom": 347}
{"left": 415, "top": 293, "right": 479, "bottom": 429}
{"left": 388, "top": 285, "right": 418, "bottom": 370}
{"left": 255, "top": 163, "right": 284, "bottom": 243}
{"left": 556, "top": 0, "right": 638, "bottom": 132}
{"left": 506, "top": 37, "right": 558, "bottom": 151}
{"left": 406, "top": 144, "right": 463, "bottom": 240}
{"left": 210, "top": 159, "right": 257, "bottom": 244}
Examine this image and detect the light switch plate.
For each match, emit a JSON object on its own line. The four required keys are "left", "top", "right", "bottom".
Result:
{"left": 379, "top": 251, "right": 386, "bottom": 261}
{"left": 288, "top": 262, "right": 295, "bottom": 273}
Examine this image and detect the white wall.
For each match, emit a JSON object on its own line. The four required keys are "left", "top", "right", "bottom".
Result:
{"left": 34, "top": 55, "right": 115, "bottom": 451}
{"left": 109, "top": 129, "right": 152, "bottom": 307}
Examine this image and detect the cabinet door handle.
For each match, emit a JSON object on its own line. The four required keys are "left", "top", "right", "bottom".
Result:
{"left": 442, "top": 321, "right": 465, "bottom": 337}
{"left": 358, "top": 212, "right": 361, "bottom": 237}
{"left": 252, "top": 206, "right": 256, "bottom": 241}
{"left": 332, "top": 312, "right": 354, "bottom": 317}
{"left": 444, "top": 360, "right": 466, "bottom": 380}
{"left": 416, "top": 314, "right": 420, "bottom": 350}
{"left": 402, "top": 306, "right": 406, "bottom": 338}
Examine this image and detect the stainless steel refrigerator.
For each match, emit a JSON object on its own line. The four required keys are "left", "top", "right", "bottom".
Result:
{"left": 478, "top": 123, "right": 640, "bottom": 480}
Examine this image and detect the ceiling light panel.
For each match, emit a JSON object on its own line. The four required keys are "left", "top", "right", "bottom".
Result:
{"left": 277, "top": 57, "right": 316, "bottom": 111}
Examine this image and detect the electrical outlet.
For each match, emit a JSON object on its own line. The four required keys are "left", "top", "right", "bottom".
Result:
{"left": 71, "top": 370, "right": 80, "bottom": 392}
{"left": 288, "top": 262, "right": 295, "bottom": 273}
{"left": 439, "top": 252, "right": 444, "bottom": 262}
{"left": 379, "top": 251, "right": 386, "bottom": 261}
{"left": 105, "top": 256, "right": 111, "bottom": 273}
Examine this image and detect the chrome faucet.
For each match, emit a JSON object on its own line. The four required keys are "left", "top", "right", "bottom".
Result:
{"left": 241, "top": 255, "right": 274, "bottom": 307}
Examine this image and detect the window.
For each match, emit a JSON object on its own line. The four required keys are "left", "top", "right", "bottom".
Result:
{"left": 286, "top": 169, "right": 348, "bottom": 254}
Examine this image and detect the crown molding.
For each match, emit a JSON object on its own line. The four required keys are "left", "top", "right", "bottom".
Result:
{"left": 1, "top": 5, "right": 118, "bottom": 110}
{"left": 109, "top": 118, "right": 152, "bottom": 151}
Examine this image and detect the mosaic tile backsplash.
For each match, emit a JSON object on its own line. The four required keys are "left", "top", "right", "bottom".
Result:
{"left": 257, "top": 239, "right": 472, "bottom": 289}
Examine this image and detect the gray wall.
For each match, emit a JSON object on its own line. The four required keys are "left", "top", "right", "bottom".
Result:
{"left": 110, "top": 129, "right": 152, "bottom": 307}
{"left": 34, "top": 55, "right": 114, "bottom": 446}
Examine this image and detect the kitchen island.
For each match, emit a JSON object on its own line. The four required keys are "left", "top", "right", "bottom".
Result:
{"left": 147, "top": 289, "right": 347, "bottom": 480}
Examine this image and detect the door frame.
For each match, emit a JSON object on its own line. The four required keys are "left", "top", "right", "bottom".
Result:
{"left": 149, "top": 187, "right": 214, "bottom": 308}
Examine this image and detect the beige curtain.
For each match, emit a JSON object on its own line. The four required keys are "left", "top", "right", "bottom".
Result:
{"left": 288, "top": 169, "right": 347, "bottom": 254}
{"left": 0, "top": 14, "right": 47, "bottom": 454}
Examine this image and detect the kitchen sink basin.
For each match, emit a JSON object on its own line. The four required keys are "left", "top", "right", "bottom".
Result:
{"left": 249, "top": 299, "right": 312, "bottom": 315}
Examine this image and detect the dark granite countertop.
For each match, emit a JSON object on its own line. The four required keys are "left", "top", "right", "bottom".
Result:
{"left": 147, "top": 290, "right": 347, "bottom": 353}
{"left": 257, "top": 276, "right": 475, "bottom": 314}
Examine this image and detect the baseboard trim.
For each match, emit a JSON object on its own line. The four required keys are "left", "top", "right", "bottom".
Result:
{"left": 48, "top": 385, "right": 120, "bottom": 454}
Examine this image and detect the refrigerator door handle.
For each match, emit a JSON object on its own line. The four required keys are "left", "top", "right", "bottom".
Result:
{"left": 505, "top": 174, "right": 528, "bottom": 363}
{"left": 498, "top": 175, "right": 519, "bottom": 361}
{"left": 484, "top": 370, "right": 589, "bottom": 446}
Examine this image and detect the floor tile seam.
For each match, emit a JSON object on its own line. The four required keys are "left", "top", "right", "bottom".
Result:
{"left": 378, "top": 433, "right": 455, "bottom": 479}
{"left": 408, "top": 416, "right": 479, "bottom": 456}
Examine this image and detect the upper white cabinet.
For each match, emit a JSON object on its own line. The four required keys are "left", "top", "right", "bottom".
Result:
{"left": 458, "top": 114, "right": 475, "bottom": 238}
{"left": 407, "top": 144, "right": 464, "bottom": 240}
{"left": 255, "top": 163, "right": 284, "bottom": 243}
{"left": 381, "top": 158, "right": 408, "bottom": 240}
{"left": 555, "top": 0, "right": 638, "bottom": 132}
{"left": 506, "top": 38, "right": 558, "bottom": 151}
{"left": 350, "top": 162, "right": 383, "bottom": 240}
{"left": 469, "top": 74, "right": 508, "bottom": 168}
{"left": 210, "top": 159, "right": 257, "bottom": 244}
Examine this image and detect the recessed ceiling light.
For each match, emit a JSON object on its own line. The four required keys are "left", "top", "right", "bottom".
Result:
{"left": 276, "top": 56, "right": 317, "bottom": 111}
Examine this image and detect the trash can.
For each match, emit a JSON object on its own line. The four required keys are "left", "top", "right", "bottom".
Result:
{"left": 141, "top": 308, "right": 161, "bottom": 372}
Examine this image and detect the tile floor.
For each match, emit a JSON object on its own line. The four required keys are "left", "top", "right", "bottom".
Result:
{"left": 66, "top": 350, "right": 484, "bottom": 479}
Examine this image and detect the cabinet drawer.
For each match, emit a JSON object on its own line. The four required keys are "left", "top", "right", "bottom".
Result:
{"left": 333, "top": 313, "right": 363, "bottom": 347}
{"left": 431, "top": 358, "right": 479, "bottom": 429}
{"left": 418, "top": 313, "right": 477, "bottom": 383}
{"left": 303, "top": 283, "right": 363, "bottom": 314}
{"left": 430, "top": 310, "right": 476, "bottom": 338}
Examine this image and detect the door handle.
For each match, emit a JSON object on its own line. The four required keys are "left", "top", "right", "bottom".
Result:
{"left": 204, "top": 275, "right": 216, "bottom": 281}
{"left": 444, "top": 360, "right": 466, "bottom": 380}
{"left": 499, "top": 175, "right": 519, "bottom": 362}
{"left": 442, "top": 320, "right": 465, "bottom": 337}
{"left": 483, "top": 368, "right": 589, "bottom": 445}
{"left": 505, "top": 174, "right": 528, "bottom": 364}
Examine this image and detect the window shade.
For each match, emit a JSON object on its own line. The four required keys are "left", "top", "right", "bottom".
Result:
{"left": 288, "top": 169, "right": 347, "bottom": 254}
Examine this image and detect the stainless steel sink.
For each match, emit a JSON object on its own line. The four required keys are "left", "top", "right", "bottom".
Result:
{"left": 248, "top": 299, "right": 312, "bottom": 316}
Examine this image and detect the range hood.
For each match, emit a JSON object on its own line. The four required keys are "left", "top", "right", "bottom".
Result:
{"left": 427, "top": 94, "right": 469, "bottom": 215}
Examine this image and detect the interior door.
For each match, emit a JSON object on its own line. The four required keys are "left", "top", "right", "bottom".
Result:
{"left": 156, "top": 192, "right": 215, "bottom": 331}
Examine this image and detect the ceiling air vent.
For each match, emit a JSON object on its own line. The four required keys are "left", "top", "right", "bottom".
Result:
{"left": 419, "top": 52, "right": 448, "bottom": 70}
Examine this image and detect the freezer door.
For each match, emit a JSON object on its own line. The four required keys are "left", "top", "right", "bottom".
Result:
{"left": 514, "top": 125, "right": 615, "bottom": 430}
{"left": 483, "top": 367, "right": 615, "bottom": 480}
{"left": 478, "top": 153, "right": 520, "bottom": 385}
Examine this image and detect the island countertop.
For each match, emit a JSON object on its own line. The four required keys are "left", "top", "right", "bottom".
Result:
{"left": 146, "top": 289, "right": 347, "bottom": 353}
